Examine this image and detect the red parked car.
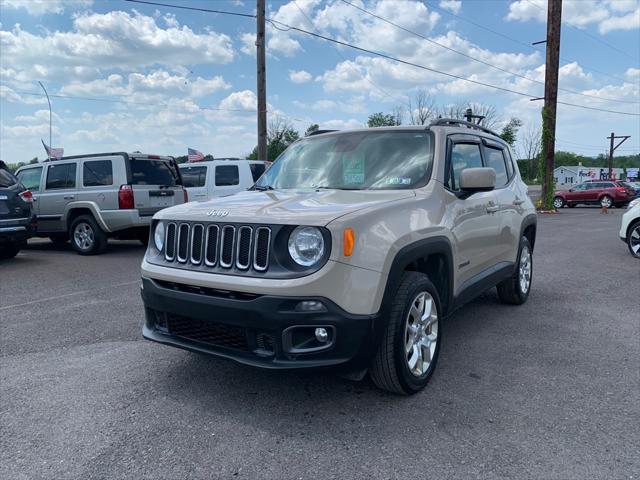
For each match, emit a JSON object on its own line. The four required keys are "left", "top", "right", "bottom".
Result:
{"left": 553, "top": 180, "right": 636, "bottom": 209}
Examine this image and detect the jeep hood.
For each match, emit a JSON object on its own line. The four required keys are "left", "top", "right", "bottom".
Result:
{"left": 154, "top": 189, "right": 415, "bottom": 226}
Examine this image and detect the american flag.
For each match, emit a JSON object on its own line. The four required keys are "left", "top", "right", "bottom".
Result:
{"left": 41, "top": 139, "right": 64, "bottom": 160}
{"left": 187, "top": 148, "right": 205, "bottom": 163}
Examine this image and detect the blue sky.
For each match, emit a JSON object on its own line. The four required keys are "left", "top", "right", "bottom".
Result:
{"left": 1, "top": 0, "right": 638, "bottom": 162}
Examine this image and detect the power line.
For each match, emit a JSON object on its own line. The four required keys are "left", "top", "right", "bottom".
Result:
{"left": 97, "top": 0, "right": 640, "bottom": 117}
{"left": 124, "top": 0, "right": 255, "bottom": 18}
{"left": 522, "top": 0, "right": 639, "bottom": 62}
{"left": 340, "top": 0, "right": 638, "bottom": 104}
{"left": 423, "top": 0, "right": 628, "bottom": 83}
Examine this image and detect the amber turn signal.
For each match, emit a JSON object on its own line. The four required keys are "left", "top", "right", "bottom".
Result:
{"left": 343, "top": 228, "right": 355, "bottom": 256}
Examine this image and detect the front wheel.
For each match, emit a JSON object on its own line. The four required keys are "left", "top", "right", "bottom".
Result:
{"left": 627, "top": 220, "right": 640, "bottom": 259}
{"left": 553, "top": 197, "right": 565, "bottom": 209}
{"left": 370, "top": 271, "right": 442, "bottom": 395}
{"left": 497, "top": 236, "right": 533, "bottom": 305}
{"left": 0, "top": 243, "right": 21, "bottom": 260}
{"left": 70, "top": 215, "right": 108, "bottom": 255}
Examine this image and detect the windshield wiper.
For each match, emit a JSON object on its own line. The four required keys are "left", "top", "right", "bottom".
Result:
{"left": 253, "top": 184, "right": 274, "bottom": 191}
{"left": 314, "top": 185, "right": 363, "bottom": 191}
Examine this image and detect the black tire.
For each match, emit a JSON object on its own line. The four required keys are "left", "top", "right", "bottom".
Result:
{"left": 49, "top": 234, "right": 69, "bottom": 245}
{"left": 497, "top": 236, "right": 533, "bottom": 305}
{"left": 370, "top": 271, "right": 442, "bottom": 395}
{"left": 69, "top": 215, "right": 108, "bottom": 255}
{"left": 0, "top": 243, "right": 20, "bottom": 260}
{"left": 600, "top": 195, "right": 613, "bottom": 208}
{"left": 627, "top": 220, "right": 640, "bottom": 259}
{"left": 553, "top": 196, "right": 565, "bottom": 209}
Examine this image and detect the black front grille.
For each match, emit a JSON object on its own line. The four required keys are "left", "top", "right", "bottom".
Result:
{"left": 236, "top": 226, "right": 252, "bottom": 269}
{"left": 165, "top": 223, "right": 176, "bottom": 260}
{"left": 220, "top": 226, "right": 235, "bottom": 267}
{"left": 177, "top": 224, "right": 189, "bottom": 262}
{"left": 205, "top": 225, "right": 219, "bottom": 265}
{"left": 166, "top": 313, "right": 248, "bottom": 351}
{"left": 254, "top": 227, "right": 270, "bottom": 271}
{"left": 191, "top": 224, "right": 204, "bottom": 264}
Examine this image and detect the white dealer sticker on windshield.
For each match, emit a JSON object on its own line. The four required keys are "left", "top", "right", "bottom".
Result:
{"left": 385, "top": 177, "right": 412, "bottom": 185}
{"left": 342, "top": 154, "right": 365, "bottom": 184}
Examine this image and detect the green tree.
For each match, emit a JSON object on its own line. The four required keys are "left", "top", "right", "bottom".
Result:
{"left": 499, "top": 117, "right": 523, "bottom": 148}
{"left": 248, "top": 117, "right": 300, "bottom": 161}
{"left": 305, "top": 124, "right": 319, "bottom": 136}
{"left": 367, "top": 112, "right": 400, "bottom": 127}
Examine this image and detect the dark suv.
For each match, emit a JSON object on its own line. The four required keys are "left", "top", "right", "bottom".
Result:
{"left": 553, "top": 180, "right": 636, "bottom": 209}
{"left": 0, "top": 161, "right": 36, "bottom": 259}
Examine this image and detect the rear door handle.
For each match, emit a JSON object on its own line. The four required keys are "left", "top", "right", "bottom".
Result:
{"left": 513, "top": 198, "right": 525, "bottom": 205}
{"left": 486, "top": 205, "right": 499, "bottom": 213}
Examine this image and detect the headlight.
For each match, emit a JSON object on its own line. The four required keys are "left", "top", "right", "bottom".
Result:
{"left": 154, "top": 222, "right": 165, "bottom": 251}
{"left": 288, "top": 226, "right": 325, "bottom": 266}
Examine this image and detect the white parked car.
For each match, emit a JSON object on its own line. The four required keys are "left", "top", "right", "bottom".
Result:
{"left": 179, "top": 160, "right": 267, "bottom": 201}
{"left": 620, "top": 198, "right": 640, "bottom": 259}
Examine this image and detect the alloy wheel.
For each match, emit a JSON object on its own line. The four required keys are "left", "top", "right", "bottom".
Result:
{"left": 601, "top": 196, "right": 612, "bottom": 208}
{"left": 553, "top": 197, "right": 564, "bottom": 209}
{"left": 519, "top": 246, "right": 532, "bottom": 294}
{"left": 404, "top": 291, "right": 439, "bottom": 377}
{"left": 629, "top": 225, "right": 640, "bottom": 258}
{"left": 74, "top": 222, "right": 95, "bottom": 250}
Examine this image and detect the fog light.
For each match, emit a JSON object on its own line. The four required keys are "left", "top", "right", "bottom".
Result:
{"left": 315, "top": 327, "right": 329, "bottom": 343}
{"left": 295, "top": 300, "right": 327, "bottom": 312}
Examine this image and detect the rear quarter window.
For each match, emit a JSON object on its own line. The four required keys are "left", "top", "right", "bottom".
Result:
{"left": 83, "top": 160, "right": 113, "bottom": 187}
{"left": 249, "top": 163, "right": 266, "bottom": 182}
{"left": 215, "top": 165, "right": 239, "bottom": 186}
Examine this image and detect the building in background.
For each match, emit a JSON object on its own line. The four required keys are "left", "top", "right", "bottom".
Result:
{"left": 554, "top": 166, "right": 627, "bottom": 186}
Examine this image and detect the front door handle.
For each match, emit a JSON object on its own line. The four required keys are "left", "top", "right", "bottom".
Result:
{"left": 486, "top": 205, "right": 499, "bottom": 213}
{"left": 513, "top": 198, "right": 525, "bottom": 205}
{"left": 63, "top": 195, "right": 75, "bottom": 200}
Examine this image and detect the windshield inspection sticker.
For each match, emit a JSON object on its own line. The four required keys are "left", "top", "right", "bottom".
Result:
{"left": 386, "top": 177, "right": 412, "bottom": 185}
{"left": 342, "top": 154, "right": 365, "bottom": 184}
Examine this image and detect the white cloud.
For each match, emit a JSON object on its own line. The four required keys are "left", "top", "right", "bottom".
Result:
{"left": 0, "top": 10, "right": 234, "bottom": 83}
{"left": 0, "top": 0, "right": 92, "bottom": 15}
{"left": 289, "top": 70, "right": 312, "bottom": 84}
{"left": 626, "top": 68, "right": 640, "bottom": 80}
{"left": 15, "top": 109, "right": 61, "bottom": 123}
{"left": 507, "top": 0, "right": 640, "bottom": 34}
{"left": 218, "top": 90, "right": 257, "bottom": 111}
{"left": 240, "top": 32, "right": 256, "bottom": 56}
{"left": 321, "top": 119, "right": 363, "bottom": 130}
{"left": 438, "top": 0, "right": 462, "bottom": 14}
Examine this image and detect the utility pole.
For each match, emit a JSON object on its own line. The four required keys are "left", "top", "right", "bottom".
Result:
{"left": 38, "top": 81, "right": 52, "bottom": 160}
{"left": 256, "top": 0, "right": 267, "bottom": 161}
{"left": 540, "top": 0, "right": 562, "bottom": 210}
{"left": 607, "top": 132, "right": 630, "bottom": 179}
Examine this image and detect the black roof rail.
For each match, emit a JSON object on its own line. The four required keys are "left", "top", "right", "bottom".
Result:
{"left": 430, "top": 118, "right": 501, "bottom": 138}
{"left": 308, "top": 129, "right": 339, "bottom": 136}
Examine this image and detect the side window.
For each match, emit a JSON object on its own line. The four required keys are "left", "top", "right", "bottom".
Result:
{"left": 573, "top": 184, "right": 586, "bottom": 191}
{"left": 17, "top": 167, "right": 43, "bottom": 192}
{"left": 483, "top": 147, "right": 509, "bottom": 188}
{"left": 447, "top": 143, "right": 483, "bottom": 191}
{"left": 249, "top": 163, "right": 266, "bottom": 182}
{"left": 83, "top": 160, "right": 113, "bottom": 187}
{"left": 181, "top": 166, "right": 207, "bottom": 188}
{"left": 504, "top": 148, "right": 515, "bottom": 178}
{"left": 215, "top": 165, "right": 239, "bottom": 186}
{"left": 46, "top": 163, "right": 76, "bottom": 190}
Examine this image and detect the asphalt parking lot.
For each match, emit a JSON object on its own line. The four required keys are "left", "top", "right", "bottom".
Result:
{"left": 1, "top": 208, "right": 638, "bottom": 480}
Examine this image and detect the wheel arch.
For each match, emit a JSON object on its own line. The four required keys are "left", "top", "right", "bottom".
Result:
{"left": 380, "top": 236, "right": 454, "bottom": 317}
{"left": 63, "top": 202, "right": 111, "bottom": 232}
{"left": 520, "top": 214, "right": 537, "bottom": 252}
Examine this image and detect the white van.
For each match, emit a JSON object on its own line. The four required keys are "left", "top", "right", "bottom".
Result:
{"left": 179, "top": 159, "right": 267, "bottom": 200}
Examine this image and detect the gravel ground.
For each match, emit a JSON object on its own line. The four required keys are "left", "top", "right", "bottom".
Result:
{"left": 1, "top": 208, "right": 638, "bottom": 480}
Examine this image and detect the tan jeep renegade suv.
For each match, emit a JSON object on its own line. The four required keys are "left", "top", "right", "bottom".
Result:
{"left": 140, "top": 120, "right": 537, "bottom": 395}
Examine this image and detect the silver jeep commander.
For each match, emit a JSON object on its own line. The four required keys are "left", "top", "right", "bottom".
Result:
{"left": 141, "top": 120, "right": 537, "bottom": 395}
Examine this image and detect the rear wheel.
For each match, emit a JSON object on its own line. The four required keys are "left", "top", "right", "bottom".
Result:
{"left": 600, "top": 195, "right": 613, "bottom": 208}
{"left": 553, "top": 197, "right": 565, "bottom": 209}
{"left": 70, "top": 215, "right": 108, "bottom": 255}
{"left": 627, "top": 220, "right": 640, "bottom": 259}
{"left": 370, "top": 271, "right": 442, "bottom": 395}
{"left": 497, "top": 236, "right": 533, "bottom": 305}
{"left": 0, "top": 243, "right": 20, "bottom": 260}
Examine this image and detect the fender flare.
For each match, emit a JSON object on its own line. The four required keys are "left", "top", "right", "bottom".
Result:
{"left": 63, "top": 201, "right": 111, "bottom": 233}
{"left": 519, "top": 213, "right": 537, "bottom": 251}
{"left": 379, "top": 236, "right": 454, "bottom": 317}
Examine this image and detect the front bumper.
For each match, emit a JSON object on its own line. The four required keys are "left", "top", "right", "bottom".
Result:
{"left": 141, "top": 276, "right": 381, "bottom": 371}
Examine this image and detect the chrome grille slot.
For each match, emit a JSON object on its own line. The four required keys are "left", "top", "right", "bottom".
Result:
{"left": 253, "top": 227, "right": 271, "bottom": 271}
{"left": 220, "top": 225, "right": 236, "bottom": 268}
{"left": 190, "top": 224, "right": 204, "bottom": 265}
{"left": 205, "top": 225, "right": 219, "bottom": 266}
{"left": 165, "top": 222, "right": 177, "bottom": 261}
{"left": 177, "top": 223, "right": 190, "bottom": 263}
{"left": 236, "top": 226, "right": 253, "bottom": 270}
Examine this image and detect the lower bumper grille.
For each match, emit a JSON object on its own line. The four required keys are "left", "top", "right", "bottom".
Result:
{"left": 161, "top": 312, "right": 249, "bottom": 352}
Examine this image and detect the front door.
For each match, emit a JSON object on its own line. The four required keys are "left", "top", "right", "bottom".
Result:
{"left": 38, "top": 162, "right": 78, "bottom": 232}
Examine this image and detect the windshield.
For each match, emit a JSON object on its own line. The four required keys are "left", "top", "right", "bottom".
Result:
{"left": 255, "top": 130, "right": 434, "bottom": 190}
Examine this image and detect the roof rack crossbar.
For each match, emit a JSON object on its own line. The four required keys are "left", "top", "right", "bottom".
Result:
{"left": 430, "top": 118, "right": 500, "bottom": 138}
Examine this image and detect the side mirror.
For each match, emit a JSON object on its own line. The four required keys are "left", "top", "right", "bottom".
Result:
{"left": 459, "top": 167, "right": 496, "bottom": 195}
